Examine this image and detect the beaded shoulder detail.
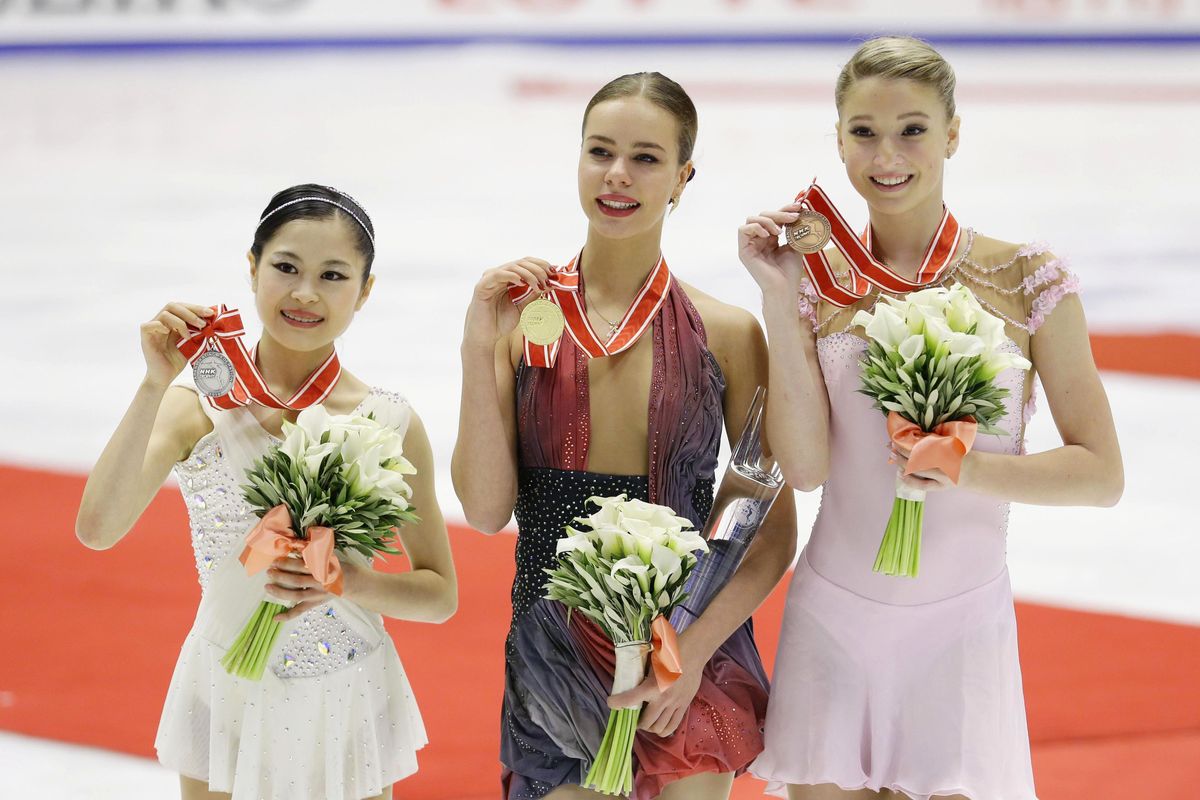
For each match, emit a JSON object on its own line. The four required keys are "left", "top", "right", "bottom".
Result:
{"left": 955, "top": 239, "right": 1080, "bottom": 336}
{"left": 804, "top": 231, "right": 1081, "bottom": 340}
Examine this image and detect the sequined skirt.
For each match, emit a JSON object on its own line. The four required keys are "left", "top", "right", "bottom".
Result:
{"left": 501, "top": 467, "right": 770, "bottom": 800}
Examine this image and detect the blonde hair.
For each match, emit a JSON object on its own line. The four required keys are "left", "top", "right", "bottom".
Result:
{"left": 835, "top": 36, "right": 957, "bottom": 119}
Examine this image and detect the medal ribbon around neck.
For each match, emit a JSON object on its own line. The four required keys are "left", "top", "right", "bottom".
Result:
{"left": 794, "top": 183, "right": 962, "bottom": 308}
{"left": 176, "top": 305, "right": 341, "bottom": 410}
{"left": 507, "top": 253, "right": 673, "bottom": 368}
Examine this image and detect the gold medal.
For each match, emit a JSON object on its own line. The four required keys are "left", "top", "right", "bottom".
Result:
{"left": 785, "top": 209, "right": 832, "bottom": 254}
{"left": 519, "top": 296, "right": 565, "bottom": 346}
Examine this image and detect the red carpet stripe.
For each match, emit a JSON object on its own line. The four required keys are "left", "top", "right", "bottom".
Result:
{"left": 1, "top": 374, "right": 1198, "bottom": 800}
{"left": 1089, "top": 332, "right": 1200, "bottom": 380}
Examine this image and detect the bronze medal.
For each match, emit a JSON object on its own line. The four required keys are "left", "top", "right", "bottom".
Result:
{"left": 785, "top": 209, "right": 832, "bottom": 254}
{"left": 519, "top": 296, "right": 565, "bottom": 347}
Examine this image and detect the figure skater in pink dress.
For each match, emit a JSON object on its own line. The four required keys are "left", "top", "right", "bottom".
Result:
{"left": 740, "top": 37, "right": 1124, "bottom": 800}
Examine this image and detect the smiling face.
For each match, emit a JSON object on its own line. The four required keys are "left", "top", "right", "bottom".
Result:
{"left": 248, "top": 214, "right": 373, "bottom": 353}
{"left": 578, "top": 96, "right": 693, "bottom": 240}
{"left": 836, "top": 76, "right": 960, "bottom": 220}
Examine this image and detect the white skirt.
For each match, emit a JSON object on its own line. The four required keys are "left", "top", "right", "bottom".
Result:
{"left": 751, "top": 551, "right": 1037, "bottom": 800}
{"left": 156, "top": 630, "right": 427, "bottom": 800}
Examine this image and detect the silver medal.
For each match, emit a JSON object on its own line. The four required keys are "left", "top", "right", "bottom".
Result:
{"left": 193, "top": 350, "right": 236, "bottom": 397}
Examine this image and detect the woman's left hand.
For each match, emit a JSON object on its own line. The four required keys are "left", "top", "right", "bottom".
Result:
{"left": 266, "top": 557, "right": 358, "bottom": 621}
{"left": 607, "top": 663, "right": 703, "bottom": 738}
{"left": 890, "top": 442, "right": 955, "bottom": 492}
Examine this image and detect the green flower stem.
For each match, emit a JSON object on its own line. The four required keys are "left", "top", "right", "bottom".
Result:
{"left": 584, "top": 706, "right": 640, "bottom": 795}
{"left": 246, "top": 603, "right": 285, "bottom": 679}
{"left": 219, "top": 601, "right": 287, "bottom": 680}
{"left": 873, "top": 498, "right": 925, "bottom": 578}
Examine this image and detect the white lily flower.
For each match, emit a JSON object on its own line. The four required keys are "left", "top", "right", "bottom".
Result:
{"left": 649, "top": 544, "right": 683, "bottom": 584}
{"left": 617, "top": 498, "right": 693, "bottom": 532}
{"left": 857, "top": 303, "right": 909, "bottom": 349}
{"left": 556, "top": 530, "right": 597, "bottom": 555}
{"left": 944, "top": 331, "right": 986, "bottom": 365}
{"left": 922, "top": 315, "right": 955, "bottom": 358}
{"left": 906, "top": 287, "right": 952, "bottom": 314}
{"left": 611, "top": 555, "right": 651, "bottom": 594}
{"left": 666, "top": 529, "right": 709, "bottom": 555}
{"left": 301, "top": 441, "right": 338, "bottom": 478}
{"left": 294, "top": 405, "right": 333, "bottom": 444}
{"left": 278, "top": 422, "right": 309, "bottom": 468}
{"left": 974, "top": 311, "right": 1009, "bottom": 353}
{"left": 898, "top": 334, "right": 926, "bottom": 366}
{"left": 944, "top": 286, "right": 979, "bottom": 333}
{"left": 980, "top": 349, "right": 1033, "bottom": 379}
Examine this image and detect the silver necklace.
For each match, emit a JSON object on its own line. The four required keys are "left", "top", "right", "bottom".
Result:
{"left": 589, "top": 304, "right": 621, "bottom": 340}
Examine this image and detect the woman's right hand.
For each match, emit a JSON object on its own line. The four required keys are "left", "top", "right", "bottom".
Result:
{"left": 738, "top": 202, "right": 809, "bottom": 297}
{"left": 463, "top": 258, "right": 554, "bottom": 350}
{"left": 140, "top": 302, "right": 214, "bottom": 389}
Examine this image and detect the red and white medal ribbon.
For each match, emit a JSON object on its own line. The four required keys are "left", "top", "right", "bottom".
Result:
{"left": 177, "top": 305, "right": 341, "bottom": 410}
{"left": 795, "top": 183, "right": 962, "bottom": 307}
{"left": 507, "top": 253, "right": 673, "bottom": 368}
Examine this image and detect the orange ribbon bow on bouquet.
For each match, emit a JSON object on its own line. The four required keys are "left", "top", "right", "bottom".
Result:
{"left": 887, "top": 412, "right": 978, "bottom": 484}
{"left": 239, "top": 504, "right": 345, "bottom": 595}
{"left": 649, "top": 614, "right": 684, "bottom": 691}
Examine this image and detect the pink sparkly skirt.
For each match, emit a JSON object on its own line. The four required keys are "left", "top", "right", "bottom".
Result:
{"left": 751, "top": 551, "right": 1038, "bottom": 800}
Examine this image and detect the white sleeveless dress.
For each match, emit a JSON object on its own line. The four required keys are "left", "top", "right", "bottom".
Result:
{"left": 154, "top": 382, "right": 427, "bottom": 799}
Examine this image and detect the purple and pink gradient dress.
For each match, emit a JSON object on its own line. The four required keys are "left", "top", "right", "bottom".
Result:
{"left": 752, "top": 238, "right": 1079, "bottom": 800}
{"left": 501, "top": 279, "right": 771, "bottom": 799}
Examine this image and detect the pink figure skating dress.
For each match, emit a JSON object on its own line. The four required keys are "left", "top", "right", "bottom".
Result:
{"left": 752, "top": 235, "right": 1079, "bottom": 799}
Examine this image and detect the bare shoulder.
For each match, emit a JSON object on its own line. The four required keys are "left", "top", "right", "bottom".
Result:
{"left": 968, "top": 232, "right": 1027, "bottom": 263}
{"left": 327, "top": 370, "right": 372, "bottom": 415}
{"left": 353, "top": 380, "right": 418, "bottom": 436}
{"left": 159, "top": 384, "right": 213, "bottom": 461}
{"left": 401, "top": 407, "right": 438, "bottom": 475}
{"left": 676, "top": 280, "right": 765, "bottom": 383}
{"left": 677, "top": 280, "right": 762, "bottom": 344}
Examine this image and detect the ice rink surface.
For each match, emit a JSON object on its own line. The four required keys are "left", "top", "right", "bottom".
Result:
{"left": 0, "top": 39, "right": 1197, "bottom": 797}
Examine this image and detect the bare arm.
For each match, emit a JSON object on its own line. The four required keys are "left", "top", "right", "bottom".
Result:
{"left": 740, "top": 203, "right": 830, "bottom": 491}
{"left": 273, "top": 412, "right": 459, "bottom": 623}
{"left": 452, "top": 336, "right": 521, "bottom": 533}
{"left": 616, "top": 307, "right": 798, "bottom": 737}
{"left": 76, "top": 303, "right": 214, "bottom": 549}
{"left": 958, "top": 294, "right": 1123, "bottom": 506}
{"left": 451, "top": 259, "right": 552, "bottom": 533}
{"left": 678, "top": 310, "right": 798, "bottom": 669}
{"left": 894, "top": 293, "right": 1124, "bottom": 507}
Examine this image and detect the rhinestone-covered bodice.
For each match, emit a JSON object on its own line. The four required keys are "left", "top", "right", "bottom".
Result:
{"left": 172, "top": 388, "right": 411, "bottom": 679}
{"left": 175, "top": 433, "right": 257, "bottom": 589}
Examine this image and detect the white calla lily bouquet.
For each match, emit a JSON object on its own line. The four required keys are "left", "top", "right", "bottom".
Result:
{"left": 543, "top": 494, "right": 707, "bottom": 796}
{"left": 852, "top": 285, "right": 1031, "bottom": 577}
{"left": 220, "top": 406, "right": 420, "bottom": 680}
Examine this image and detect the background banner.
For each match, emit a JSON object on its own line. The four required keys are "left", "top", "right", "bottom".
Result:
{"left": 2, "top": 0, "right": 1199, "bottom": 46}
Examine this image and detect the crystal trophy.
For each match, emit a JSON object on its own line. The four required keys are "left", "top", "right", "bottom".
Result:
{"left": 670, "top": 386, "right": 785, "bottom": 632}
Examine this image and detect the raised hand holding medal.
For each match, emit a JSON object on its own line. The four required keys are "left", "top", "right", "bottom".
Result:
{"left": 502, "top": 256, "right": 571, "bottom": 356}
{"left": 519, "top": 294, "right": 566, "bottom": 347}
{"left": 139, "top": 302, "right": 216, "bottom": 390}
{"left": 783, "top": 177, "right": 833, "bottom": 254}
{"left": 789, "top": 180, "right": 963, "bottom": 307}
{"left": 785, "top": 209, "right": 833, "bottom": 254}
{"left": 175, "top": 304, "right": 341, "bottom": 410}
